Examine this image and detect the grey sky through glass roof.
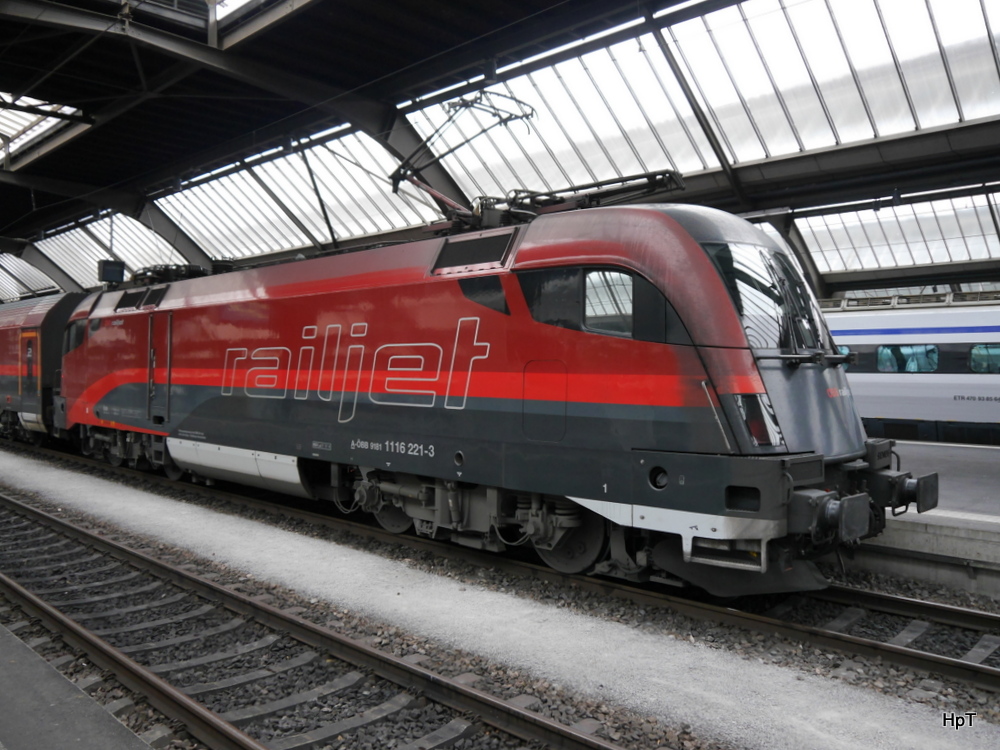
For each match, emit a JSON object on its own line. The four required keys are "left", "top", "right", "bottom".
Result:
{"left": 23, "top": 0, "right": 1000, "bottom": 299}
{"left": 0, "top": 92, "right": 81, "bottom": 162}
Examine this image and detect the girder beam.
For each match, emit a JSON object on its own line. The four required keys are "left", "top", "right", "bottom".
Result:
{"left": 0, "top": 0, "right": 468, "bottom": 208}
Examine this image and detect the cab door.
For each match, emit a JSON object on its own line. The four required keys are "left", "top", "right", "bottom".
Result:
{"left": 147, "top": 312, "right": 172, "bottom": 425}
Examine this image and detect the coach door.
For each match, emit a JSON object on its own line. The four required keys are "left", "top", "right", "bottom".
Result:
{"left": 19, "top": 330, "right": 40, "bottom": 406}
{"left": 147, "top": 312, "right": 173, "bottom": 425}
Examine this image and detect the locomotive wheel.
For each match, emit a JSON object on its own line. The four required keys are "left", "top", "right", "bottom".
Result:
{"left": 534, "top": 507, "right": 608, "bottom": 574}
{"left": 162, "top": 449, "right": 185, "bottom": 481}
{"left": 374, "top": 503, "right": 413, "bottom": 534}
{"left": 163, "top": 462, "right": 185, "bottom": 481}
{"left": 104, "top": 449, "right": 124, "bottom": 468}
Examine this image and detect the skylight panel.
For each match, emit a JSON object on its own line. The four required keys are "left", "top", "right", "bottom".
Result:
{"left": 929, "top": 0, "right": 1000, "bottom": 121}
{"left": 157, "top": 173, "right": 315, "bottom": 258}
{"left": 654, "top": 0, "right": 1000, "bottom": 164}
{"left": 704, "top": 6, "right": 800, "bottom": 155}
{"left": 36, "top": 229, "right": 120, "bottom": 289}
{"left": 406, "top": 32, "right": 714, "bottom": 202}
{"left": 498, "top": 18, "right": 644, "bottom": 75}
{"left": 665, "top": 17, "right": 765, "bottom": 162}
{"left": 0, "top": 92, "right": 81, "bottom": 160}
{"left": 306, "top": 134, "right": 438, "bottom": 236}
{"left": 795, "top": 194, "right": 1000, "bottom": 274}
{"left": 827, "top": 0, "right": 914, "bottom": 136}
{"left": 742, "top": 0, "right": 836, "bottom": 149}
{"left": 0, "top": 254, "right": 60, "bottom": 300}
{"left": 215, "top": 0, "right": 257, "bottom": 21}
{"left": 841, "top": 286, "right": 952, "bottom": 298}
{"left": 87, "top": 215, "right": 188, "bottom": 272}
{"left": 781, "top": 0, "right": 875, "bottom": 143}
{"left": 0, "top": 272, "right": 24, "bottom": 303}
{"left": 156, "top": 131, "right": 439, "bottom": 257}
{"left": 876, "top": 0, "right": 958, "bottom": 128}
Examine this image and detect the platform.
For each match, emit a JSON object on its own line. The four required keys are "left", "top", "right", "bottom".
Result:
{"left": 0, "top": 623, "right": 151, "bottom": 750}
{"left": 843, "top": 441, "right": 1000, "bottom": 596}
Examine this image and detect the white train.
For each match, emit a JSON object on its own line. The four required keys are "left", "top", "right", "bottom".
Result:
{"left": 823, "top": 291, "right": 1000, "bottom": 445}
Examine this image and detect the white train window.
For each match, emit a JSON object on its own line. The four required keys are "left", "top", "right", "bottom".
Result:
{"left": 876, "top": 345, "right": 938, "bottom": 373}
{"left": 970, "top": 345, "right": 1000, "bottom": 374}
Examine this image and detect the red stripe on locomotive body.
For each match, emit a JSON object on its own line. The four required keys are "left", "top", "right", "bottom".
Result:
{"left": 66, "top": 321, "right": 711, "bottom": 425}
{"left": 65, "top": 367, "right": 147, "bottom": 425}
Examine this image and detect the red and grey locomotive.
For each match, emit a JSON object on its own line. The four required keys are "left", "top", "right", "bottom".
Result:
{"left": 0, "top": 203, "right": 937, "bottom": 596}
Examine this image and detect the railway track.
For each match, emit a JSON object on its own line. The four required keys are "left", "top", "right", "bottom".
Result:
{"left": 2, "top": 441, "right": 998, "bottom": 726}
{"left": 0, "top": 493, "right": 630, "bottom": 750}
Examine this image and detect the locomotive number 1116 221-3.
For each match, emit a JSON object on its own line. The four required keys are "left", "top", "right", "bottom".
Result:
{"left": 350, "top": 438, "right": 437, "bottom": 457}
{"left": 386, "top": 440, "right": 436, "bottom": 457}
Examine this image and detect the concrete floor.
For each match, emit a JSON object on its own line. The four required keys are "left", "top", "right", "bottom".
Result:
{"left": 893, "top": 441, "right": 1000, "bottom": 516}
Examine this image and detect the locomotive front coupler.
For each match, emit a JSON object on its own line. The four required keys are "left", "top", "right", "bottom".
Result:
{"left": 787, "top": 488, "right": 871, "bottom": 544}
{"left": 849, "top": 438, "right": 939, "bottom": 516}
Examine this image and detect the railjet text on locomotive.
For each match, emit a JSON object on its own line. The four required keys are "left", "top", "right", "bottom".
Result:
{"left": 220, "top": 317, "right": 490, "bottom": 420}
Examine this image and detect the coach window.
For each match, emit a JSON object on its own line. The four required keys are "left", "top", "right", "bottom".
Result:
{"left": 876, "top": 344, "right": 938, "bottom": 373}
{"left": 970, "top": 344, "right": 1000, "bottom": 373}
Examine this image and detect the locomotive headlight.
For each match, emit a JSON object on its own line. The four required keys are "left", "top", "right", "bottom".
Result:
{"left": 734, "top": 393, "right": 784, "bottom": 447}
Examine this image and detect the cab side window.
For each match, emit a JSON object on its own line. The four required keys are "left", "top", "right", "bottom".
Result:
{"left": 584, "top": 270, "right": 632, "bottom": 335}
{"left": 517, "top": 267, "right": 581, "bottom": 330}
{"left": 63, "top": 319, "right": 87, "bottom": 355}
{"left": 517, "top": 266, "right": 690, "bottom": 345}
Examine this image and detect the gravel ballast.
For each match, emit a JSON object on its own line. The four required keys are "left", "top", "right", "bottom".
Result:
{"left": 1, "top": 448, "right": 998, "bottom": 750}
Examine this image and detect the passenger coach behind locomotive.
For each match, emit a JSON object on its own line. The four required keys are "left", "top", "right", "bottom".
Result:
{"left": 17, "top": 203, "right": 939, "bottom": 597}
{"left": 0, "top": 293, "right": 85, "bottom": 441}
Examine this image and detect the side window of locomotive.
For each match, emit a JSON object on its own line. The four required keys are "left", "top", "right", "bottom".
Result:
{"left": 584, "top": 270, "right": 633, "bottom": 336}
{"left": 517, "top": 268, "right": 582, "bottom": 329}
{"left": 585, "top": 270, "right": 689, "bottom": 344}
{"left": 63, "top": 319, "right": 87, "bottom": 355}
{"left": 970, "top": 344, "right": 1000, "bottom": 373}
{"left": 876, "top": 344, "right": 939, "bottom": 373}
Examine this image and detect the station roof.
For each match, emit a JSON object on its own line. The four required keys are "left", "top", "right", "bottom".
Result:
{"left": 1, "top": 0, "right": 1000, "bottom": 301}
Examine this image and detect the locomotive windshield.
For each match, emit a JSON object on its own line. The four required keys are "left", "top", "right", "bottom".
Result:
{"left": 701, "top": 242, "right": 831, "bottom": 352}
